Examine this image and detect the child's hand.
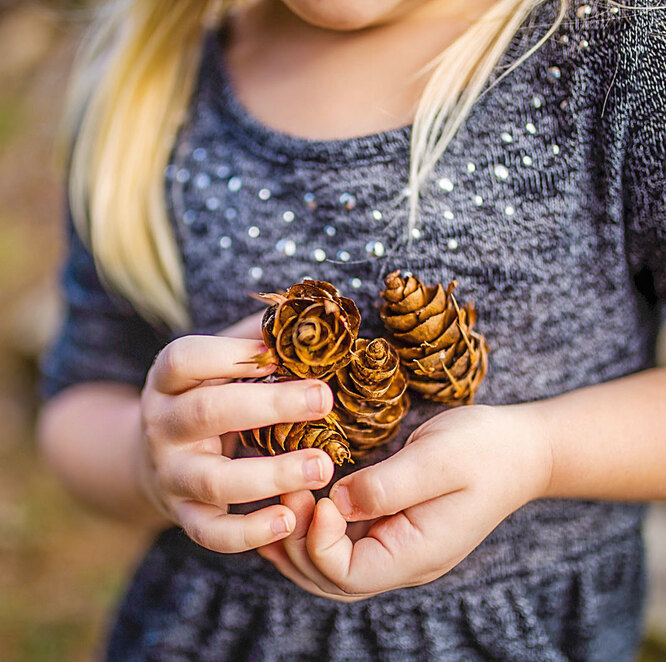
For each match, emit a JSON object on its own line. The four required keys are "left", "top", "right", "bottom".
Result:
{"left": 259, "top": 404, "right": 552, "bottom": 601}
{"left": 136, "top": 334, "right": 335, "bottom": 554}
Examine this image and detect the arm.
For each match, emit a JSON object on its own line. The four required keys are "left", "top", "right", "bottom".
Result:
{"left": 538, "top": 366, "right": 666, "bottom": 500}
{"left": 257, "top": 366, "right": 666, "bottom": 601}
{"left": 38, "top": 382, "right": 162, "bottom": 528}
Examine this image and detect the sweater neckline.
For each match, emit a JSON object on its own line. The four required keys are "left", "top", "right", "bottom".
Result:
{"left": 202, "top": 28, "right": 413, "bottom": 165}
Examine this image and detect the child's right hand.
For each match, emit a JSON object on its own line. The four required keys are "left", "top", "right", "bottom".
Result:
{"left": 136, "top": 334, "right": 335, "bottom": 554}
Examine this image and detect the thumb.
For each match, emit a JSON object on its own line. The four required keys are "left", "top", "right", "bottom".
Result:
{"left": 329, "top": 437, "right": 461, "bottom": 521}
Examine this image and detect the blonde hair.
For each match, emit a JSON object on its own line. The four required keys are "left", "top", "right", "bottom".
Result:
{"left": 66, "top": 0, "right": 568, "bottom": 330}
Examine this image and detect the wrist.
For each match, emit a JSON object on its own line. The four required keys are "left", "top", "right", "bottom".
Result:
{"left": 502, "top": 401, "right": 554, "bottom": 503}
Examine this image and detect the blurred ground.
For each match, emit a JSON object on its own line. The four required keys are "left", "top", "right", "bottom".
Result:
{"left": 0, "top": 2, "right": 664, "bottom": 661}
{"left": 0, "top": 4, "right": 148, "bottom": 661}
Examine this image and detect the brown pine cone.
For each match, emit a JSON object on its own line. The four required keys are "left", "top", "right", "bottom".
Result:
{"left": 239, "top": 416, "right": 353, "bottom": 466}
{"left": 330, "top": 338, "right": 409, "bottom": 456}
{"left": 380, "top": 271, "right": 488, "bottom": 405}
{"left": 254, "top": 280, "right": 361, "bottom": 380}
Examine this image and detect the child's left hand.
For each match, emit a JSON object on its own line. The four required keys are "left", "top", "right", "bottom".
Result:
{"left": 258, "top": 404, "right": 552, "bottom": 602}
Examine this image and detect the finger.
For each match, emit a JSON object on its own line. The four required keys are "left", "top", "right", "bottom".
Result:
{"left": 163, "top": 450, "right": 334, "bottom": 505}
{"left": 280, "top": 491, "right": 347, "bottom": 595}
{"left": 175, "top": 500, "right": 295, "bottom": 553}
{"left": 311, "top": 490, "right": 485, "bottom": 595}
{"left": 218, "top": 311, "right": 264, "bottom": 340}
{"left": 307, "top": 499, "right": 413, "bottom": 594}
{"left": 328, "top": 434, "right": 464, "bottom": 521}
{"left": 258, "top": 542, "right": 368, "bottom": 603}
{"left": 162, "top": 379, "right": 333, "bottom": 441}
{"left": 150, "top": 336, "right": 274, "bottom": 394}
{"left": 282, "top": 490, "right": 316, "bottom": 539}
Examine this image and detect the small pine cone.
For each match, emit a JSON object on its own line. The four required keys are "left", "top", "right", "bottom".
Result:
{"left": 330, "top": 338, "right": 410, "bottom": 456}
{"left": 255, "top": 280, "right": 361, "bottom": 380}
{"left": 239, "top": 416, "right": 353, "bottom": 466}
{"left": 380, "top": 271, "right": 489, "bottom": 405}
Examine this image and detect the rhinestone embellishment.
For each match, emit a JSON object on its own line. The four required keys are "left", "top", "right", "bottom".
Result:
{"left": 494, "top": 164, "right": 509, "bottom": 180}
{"left": 176, "top": 169, "right": 191, "bottom": 184}
{"left": 277, "top": 238, "right": 297, "bottom": 256}
{"left": 340, "top": 193, "right": 356, "bottom": 210}
{"left": 438, "top": 177, "right": 454, "bottom": 192}
{"left": 304, "top": 192, "right": 317, "bottom": 210}
{"left": 337, "top": 250, "right": 351, "bottom": 262}
{"left": 365, "top": 241, "right": 385, "bottom": 257}
{"left": 576, "top": 4, "right": 592, "bottom": 19}
{"left": 194, "top": 173, "right": 211, "bottom": 189}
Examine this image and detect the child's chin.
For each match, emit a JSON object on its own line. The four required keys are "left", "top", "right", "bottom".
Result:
{"left": 281, "top": 0, "right": 401, "bottom": 31}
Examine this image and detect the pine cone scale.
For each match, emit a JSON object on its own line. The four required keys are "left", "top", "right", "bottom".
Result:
{"left": 392, "top": 309, "right": 451, "bottom": 345}
{"left": 258, "top": 280, "right": 360, "bottom": 380}
{"left": 241, "top": 416, "right": 352, "bottom": 465}
{"left": 329, "top": 337, "right": 409, "bottom": 455}
{"left": 381, "top": 271, "right": 489, "bottom": 405}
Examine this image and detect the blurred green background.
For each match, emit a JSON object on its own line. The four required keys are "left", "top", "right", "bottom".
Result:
{"left": 0, "top": 1, "right": 664, "bottom": 660}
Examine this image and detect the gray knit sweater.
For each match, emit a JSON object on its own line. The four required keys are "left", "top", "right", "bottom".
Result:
{"left": 43, "top": 1, "right": 666, "bottom": 660}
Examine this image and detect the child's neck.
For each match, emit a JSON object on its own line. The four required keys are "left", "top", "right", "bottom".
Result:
{"left": 224, "top": 0, "right": 498, "bottom": 140}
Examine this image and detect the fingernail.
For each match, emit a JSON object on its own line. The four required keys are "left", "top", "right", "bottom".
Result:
{"left": 303, "top": 457, "right": 324, "bottom": 483}
{"left": 305, "top": 383, "right": 327, "bottom": 414}
{"left": 271, "top": 515, "right": 291, "bottom": 535}
{"left": 331, "top": 485, "right": 353, "bottom": 518}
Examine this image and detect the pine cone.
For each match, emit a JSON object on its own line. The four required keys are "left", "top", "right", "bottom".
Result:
{"left": 380, "top": 271, "right": 488, "bottom": 405}
{"left": 255, "top": 280, "right": 361, "bottom": 380}
{"left": 330, "top": 338, "right": 409, "bottom": 456}
{"left": 239, "top": 416, "right": 353, "bottom": 466}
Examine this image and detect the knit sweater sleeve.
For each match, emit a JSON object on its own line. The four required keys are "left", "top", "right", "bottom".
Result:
{"left": 40, "top": 202, "right": 173, "bottom": 399}
{"left": 623, "top": 3, "right": 666, "bottom": 304}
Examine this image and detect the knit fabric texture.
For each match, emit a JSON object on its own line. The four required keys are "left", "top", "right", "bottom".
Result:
{"left": 42, "top": 1, "right": 665, "bottom": 660}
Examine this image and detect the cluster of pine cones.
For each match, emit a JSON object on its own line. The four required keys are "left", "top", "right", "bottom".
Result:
{"left": 240, "top": 272, "right": 488, "bottom": 465}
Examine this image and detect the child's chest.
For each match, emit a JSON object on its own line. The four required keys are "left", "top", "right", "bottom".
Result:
{"left": 165, "top": 11, "right": 652, "bottom": 404}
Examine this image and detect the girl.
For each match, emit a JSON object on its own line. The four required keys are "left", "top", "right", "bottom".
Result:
{"left": 39, "top": 0, "right": 666, "bottom": 659}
